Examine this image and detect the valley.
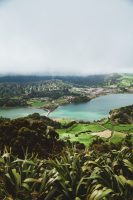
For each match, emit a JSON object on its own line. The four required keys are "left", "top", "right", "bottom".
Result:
{"left": 0, "top": 74, "right": 133, "bottom": 199}
{"left": 1, "top": 1, "right": 133, "bottom": 198}
{"left": 0, "top": 74, "right": 133, "bottom": 112}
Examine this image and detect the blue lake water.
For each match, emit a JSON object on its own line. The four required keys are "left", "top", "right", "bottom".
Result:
{"left": 49, "top": 94, "right": 133, "bottom": 121}
{"left": 0, "top": 94, "right": 133, "bottom": 121}
{"left": 0, "top": 107, "right": 47, "bottom": 119}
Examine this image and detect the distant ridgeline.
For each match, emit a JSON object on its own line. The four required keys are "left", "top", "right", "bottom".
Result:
{"left": 0, "top": 74, "right": 121, "bottom": 86}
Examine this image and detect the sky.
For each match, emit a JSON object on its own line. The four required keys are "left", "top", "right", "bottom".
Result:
{"left": 0, "top": 0, "right": 133, "bottom": 75}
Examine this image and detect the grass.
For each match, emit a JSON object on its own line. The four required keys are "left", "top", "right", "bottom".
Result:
{"left": 103, "top": 121, "right": 133, "bottom": 133}
{"left": 55, "top": 98, "right": 68, "bottom": 105}
{"left": 57, "top": 123, "right": 105, "bottom": 136}
{"left": 109, "top": 132, "right": 125, "bottom": 143}
{"left": 57, "top": 120, "right": 133, "bottom": 146}
{"left": 57, "top": 123, "right": 106, "bottom": 146}
{"left": 28, "top": 97, "right": 70, "bottom": 110}
{"left": 130, "top": 133, "right": 133, "bottom": 143}
{"left": 66, "top": 123, "right": 105, "bottom": 133}
{"left": 56, "top": 118, "right": 73, "bottom": 125}
{"left": 117, "top": 75, "right": 133, "bottom": 87}
{"left": 28, "top": 100, "right": 45, "bottom": 107}
{"left": 58, "top": 130, "right": 95, "bottom": 146}
{"left": 1, "top": 146, "right": 133, "bottom": 200}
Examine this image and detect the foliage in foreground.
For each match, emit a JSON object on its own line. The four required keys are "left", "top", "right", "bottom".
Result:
{"left": 0, "top": 116, "right": 64, "bottom": 158}
{"left": 0, "top": 145, "right": 133, "bottom": 200}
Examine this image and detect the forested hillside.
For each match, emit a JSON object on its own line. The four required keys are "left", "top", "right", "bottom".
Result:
{"left": 0, "top": 80, "right": 71, "bottom": 98}
{"left": 109, "top": 105, "right": 133, "bottom": 124}
{"left": 0, "top": 79, "right": 92, "bottom": 109}
{"left": 0, "top": 73, "right": 132, "bottom": 108}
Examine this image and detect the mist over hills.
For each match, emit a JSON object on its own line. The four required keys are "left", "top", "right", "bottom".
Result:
{"left": 0, "top": 73, "right": 130, "bottom": 87}
{"left": 0, "top": 73, "right": 122, "bottom": 83}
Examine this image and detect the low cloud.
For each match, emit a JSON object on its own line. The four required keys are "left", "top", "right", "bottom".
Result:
{"left": 0, "top": 0, "right": 133, "bottom": 75}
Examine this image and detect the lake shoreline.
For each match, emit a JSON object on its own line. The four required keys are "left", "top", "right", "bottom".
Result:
{"left": 0, "top": 92, "right": 133, "bottom": 121}
{"left": 48, "top": 93, "right": 133, "bottom": 121}
{"left": 42, "top": 90, "right": 131, "bottom": 116}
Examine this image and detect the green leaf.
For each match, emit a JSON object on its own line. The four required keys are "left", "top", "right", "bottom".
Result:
{"left": 96, "top": 188, "right": 113, "bottom": 199}
{"left": 45, "top": 187, "right": 57, "bottom": 200}
{"left": 127, "top": 180, "right": 133, "bottom": 188}
{"left": 24, "top": 178, "right": 41, "bottom": 183}
{"left": 12, "top": 169, "right": 21, "bottom": 188}
{"left": 123, "top": 159, "right": 133, "bottom": 172}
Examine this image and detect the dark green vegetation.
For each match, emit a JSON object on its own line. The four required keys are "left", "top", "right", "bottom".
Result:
{"left": 0, "top": 73, "right": 133, "bottom": 87}
{"left": 116, "top": 74, "right": 133, "bottom": 88}
{"left": 0, "top": 114, "right": 64, "bottom": 158}
{"left": 0, "top": 143, "right": 133, "bottom": 199}
{"left": 56, "top": 122, "right": 105, "bottom": 146}
{"left": 0, "top": 106, "right": 133, "bottom": 199}
{"left": 0, "top": 74, "right": 133, "bottom": 199}
{"left": 109, "top": 105, "right": 133, "bottom": 124}
{"left": 0, "top": 80, "right": 90, "bottom": 109}
{"left": 0, "top": 73, "right": 133, "bottom": 110}
{"left": 56, "top": 104, "right": 133, "bottom": 145}
{"left": 56, "top": 119, "right": 133, "bottom": 145}
{"left": 0, "top": 74, "right": 115, "bottom": 85}
{"left": 0, "top": 80, "right": 71, "bottom": 99}
{"left": 0, "top": 97, "right": 27, "bottom": 107}
{"left": 0, "top": 108, "right": 133, "bottom": 157}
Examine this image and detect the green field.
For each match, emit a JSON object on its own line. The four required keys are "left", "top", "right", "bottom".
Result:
{"left": 57, "top": 123, "right": 105, "bottom": 134}
{"left": 28, "top": 97, "right": 70, "bottom": 110}
{"left": 117, "top": 75, "right": 133, "bottom": 87}
{"left": 56, "top": 120, "right": 133, "bottom": 146}
{"left": 28, "top": 99, "right": 45, "bottom": 107}
{"left": 109, "top": 132, "right": 125, "bottom": 143}
{"left": 58, "top": 131, "right": 95, "bottom": 146}
{"left": 103, "top": 121, "right": 133, "bottom": 133}
{"left": 57, "top": 123, "right": 106, "bottom": 146}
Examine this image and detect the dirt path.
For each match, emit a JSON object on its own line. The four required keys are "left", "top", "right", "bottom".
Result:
{"left": 91, "top": 130, "right": 112, "bottom": 138}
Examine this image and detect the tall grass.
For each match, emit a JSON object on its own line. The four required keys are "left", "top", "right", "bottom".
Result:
{"left": 0, "top": 146, "right": 133, "bottom": 200}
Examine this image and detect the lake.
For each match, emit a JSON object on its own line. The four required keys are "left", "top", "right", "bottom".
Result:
{"left": 0, "top": 107, "right": 47, "bottom": 119}
{"left": 49, "top": 94, "right": 133, "bottom": 121}
{"left": 0, "top": 94, "right": 133, "bottom": 121}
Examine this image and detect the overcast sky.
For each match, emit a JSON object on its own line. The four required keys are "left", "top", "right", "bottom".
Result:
{"left": 0, "top": 0, "right": 133, "bottom": 75}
